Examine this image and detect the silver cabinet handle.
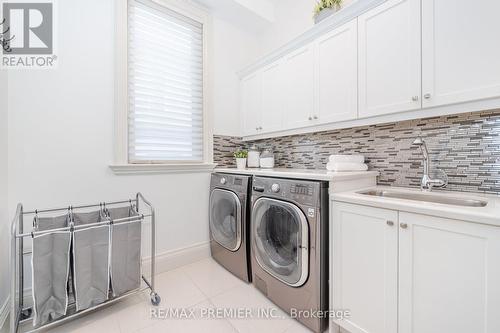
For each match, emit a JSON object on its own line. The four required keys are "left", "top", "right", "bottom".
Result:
{"left": 259, "top": 126, "right": 263, "bottom": 130}
{"left": 412, "top": 96, "right": 419, "bottom": 101}
{"left": 313, "top": 115, "right": 318, "bottom": 120}
{"left": 400, "top": 223, "right": 408, "bottom": 229}
{"left": 387, "top": 221, "right": 394, "bottom": 226}
{"left": 308, "top": 116, "right": 313, "bottom": 121}
{"left": 255, "top": 127, "right": 259, "bottom": 131}
{"left": 424, "top": 93, "right": 431, "bottom": 99}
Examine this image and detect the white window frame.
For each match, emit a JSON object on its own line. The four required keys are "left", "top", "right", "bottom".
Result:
{"left": 111, "top": 0, "right": 215, "bottom": 174}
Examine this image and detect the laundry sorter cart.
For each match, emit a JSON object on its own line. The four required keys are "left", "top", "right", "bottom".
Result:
{"left": 9, "top": 192, "right": 161, "bottom": 333}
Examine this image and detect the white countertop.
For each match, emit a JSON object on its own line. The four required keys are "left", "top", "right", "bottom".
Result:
{"left": 215, "top": 167, "right": 379, "bottom": 182}
{"left": 333, "top": 186, "right": 500, "bottom": 227}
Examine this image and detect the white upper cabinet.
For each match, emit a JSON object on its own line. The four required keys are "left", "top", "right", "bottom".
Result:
{"left": 316, "top": 19, "right": 358, "bottom": 123}
{"left": 261, "top": 61, "right": 284, "bottom": 133}
{"left": 240, "top": 72, "right": 262, "bottom": 136}
{"left": 398, "top": 212, "right": 500, "bottom": 333}
{"left": 358, "top": 0, "right": 421, "bottom": 118}
{"left": 422, "top": 0, "right": 500, "bottom": 108}
{"left": 283, "top": 44, "right": 315, "bottom": 129}
{"left": 239, "top": 0, "right": 500, "bottom": 138}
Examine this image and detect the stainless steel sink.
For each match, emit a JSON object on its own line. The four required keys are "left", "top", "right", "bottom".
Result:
{"left": 358, "top": 190, "right": 488, "bottom": 207}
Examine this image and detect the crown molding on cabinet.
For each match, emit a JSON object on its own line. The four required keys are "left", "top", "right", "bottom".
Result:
{"left": 237, "top": 0, "right": 387, "bottom": 78}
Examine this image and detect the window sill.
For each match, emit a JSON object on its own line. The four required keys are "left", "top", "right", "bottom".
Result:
{"left": 109, "top": 163, "right": 217, "bottom": 175}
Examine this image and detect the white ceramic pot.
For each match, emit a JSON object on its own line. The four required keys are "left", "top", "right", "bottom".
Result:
{"left": 236, "top": 158, "right": 247, "bottom": 170}
{"left": 314, "top": 6, "right": 340, "bottom": 24}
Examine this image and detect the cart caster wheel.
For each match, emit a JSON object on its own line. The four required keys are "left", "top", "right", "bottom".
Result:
{"left": 150, "top": 293, "right": 161, "bottom": 306}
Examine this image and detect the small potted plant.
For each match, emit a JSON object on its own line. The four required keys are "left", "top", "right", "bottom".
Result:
{"left": 234, "top": 150, "right": 248, "bottom": 170}
{"left": 314, "top": 0, "right": 343, "bottom": 24}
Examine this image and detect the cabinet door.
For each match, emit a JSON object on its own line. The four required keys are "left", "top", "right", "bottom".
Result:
{"left": 261, "top": 61, "right": 284, "bottom": 133}
{"left": 422, "top": 0, "right": 500, "bottom": 107}
{"left": 332, "top": 202, "right": 398, "bottom": 333}
{"left": 358, "top": 0, "right": 421, "bottom": 118}
{"left": 316, "top": 19, "right": 358, "bottom": 124}
{"left": 240, "top": 72, "right": 262, "bottom": 136}
{"left": 284, "top": 44, "right": 315, "bottom": 129}
{"left": 399, "top": 213, "right": 500, "bottom": 333}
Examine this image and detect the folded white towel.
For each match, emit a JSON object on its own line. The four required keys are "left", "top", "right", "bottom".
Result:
{"left": 329, "top": 155, "right": 365, "bottom": 164}
{"left": 326, "top": 162, "right": 368, "bottom": 172}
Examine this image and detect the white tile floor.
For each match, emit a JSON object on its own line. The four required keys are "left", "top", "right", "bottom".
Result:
{"left": 5, "top": 258, "right": 316, "bottom": 333}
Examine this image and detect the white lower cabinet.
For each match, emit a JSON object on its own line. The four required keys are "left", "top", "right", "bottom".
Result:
{"left": 398, "top": 212, "right": 500, "bottom": 333}
{"left": 332, "top": 202, "right": 398, "bottom": 333}
{"left": 331, "top": 202, "right": 500, "bottom": 333}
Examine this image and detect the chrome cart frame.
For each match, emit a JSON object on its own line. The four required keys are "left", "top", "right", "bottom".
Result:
{"left": 9, "top": 192, "right": 161, "bottom": 333}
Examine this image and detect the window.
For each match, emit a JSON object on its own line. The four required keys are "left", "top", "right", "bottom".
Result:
{"left": 126, "top": 0, "right": 208, "bottom": 164}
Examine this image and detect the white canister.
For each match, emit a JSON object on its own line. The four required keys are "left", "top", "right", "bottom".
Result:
{"left": 236, "top": 158, "right": 247, "bottom": 170}
{"left": 247, "top": 146, "right": 260, "bottom": 168}
{"left": 259, "top": 150, "right": 275, "bottom": 168}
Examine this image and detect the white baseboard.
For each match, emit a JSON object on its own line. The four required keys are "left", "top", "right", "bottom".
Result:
{"left": 0, "top": 296, "right": 9, "bottom": 333}
{"left": 142, "top": 241, "right": 211, "bottom": 275}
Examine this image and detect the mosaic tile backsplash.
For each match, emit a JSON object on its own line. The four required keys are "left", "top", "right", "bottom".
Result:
{"left": 214, "top": 110, "right": 500, "bottom": 194}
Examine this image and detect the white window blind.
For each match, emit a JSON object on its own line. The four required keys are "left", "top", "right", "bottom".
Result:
{"left": 128, "top": 0, "right": 204, "bottom": 163}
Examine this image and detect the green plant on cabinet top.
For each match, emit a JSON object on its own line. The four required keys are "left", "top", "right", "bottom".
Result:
{"left": 313, "top": 0, "right": 343, "bottom": 18}
{"left": 233, "top": 150, "right": 248, "bottom": 159}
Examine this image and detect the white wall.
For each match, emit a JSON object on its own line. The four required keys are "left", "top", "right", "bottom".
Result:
{"left": 7, "top": 0, "right": 211, "bottom": 270}
{"left": 212, "top": 17, "right": 259, "bottom": 136}
{"left": 210, "top": 0, "right": 360, "bottom": 137}
{"left": 0, "top": 64, "right": 9, "bottom": 317}
{"left": 1, "top": 0, "right": 265, "bottom": 313}
{"left": 257, "top": 0, "right": 317, "bottom": 56}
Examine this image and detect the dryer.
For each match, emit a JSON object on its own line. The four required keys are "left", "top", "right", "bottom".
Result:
{"left": 209, "top": 173, "right": 252, "bottom": 282}
{"left": 251, "top": 176, "right": 329, "bottom": 332}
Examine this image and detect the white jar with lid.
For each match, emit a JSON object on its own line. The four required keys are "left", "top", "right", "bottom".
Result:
{"left": 247, "top": 145, "right": 260, "bottom": 168}
{"left": 259, "top": 149, "right": 275, "bottom": 168}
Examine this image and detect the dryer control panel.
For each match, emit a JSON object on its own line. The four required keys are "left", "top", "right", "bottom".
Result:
{"left": 252, "top": 176, "right": 325, "bottom": 208}
{"left": 290, "top": 184, "right": 313, "bottom": 196}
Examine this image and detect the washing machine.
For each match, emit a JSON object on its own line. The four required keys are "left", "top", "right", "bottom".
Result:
{"left": 251, "top": 176, "right": 329, "bottom": 332}
{"left": 209, "top": 173, "right": 252, "bottom": 282}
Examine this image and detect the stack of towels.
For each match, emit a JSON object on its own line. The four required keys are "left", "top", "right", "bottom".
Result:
{"left": 326, "top": 155, "right": 368, "bottom": 172}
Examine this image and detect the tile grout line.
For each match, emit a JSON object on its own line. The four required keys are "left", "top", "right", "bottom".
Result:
{"left": 205, "top": 298, "right": 240, "bottom": 333}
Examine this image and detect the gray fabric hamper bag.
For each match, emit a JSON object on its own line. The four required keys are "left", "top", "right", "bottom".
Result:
{"left": 72, "top": 211, "right": 110, "bottom": 311}
{"left": 106, "top": 206, "right": 142, "bottom": 297}
{"left": 31, "top": 215, "right": 71, "bottom": 327}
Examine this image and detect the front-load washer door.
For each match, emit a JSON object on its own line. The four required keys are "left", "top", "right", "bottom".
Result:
{"left": 210, "top": 189, "right": 242, "bottom": 252}
{"left": 252, "top": 198, "right": 309, "bottom": 287}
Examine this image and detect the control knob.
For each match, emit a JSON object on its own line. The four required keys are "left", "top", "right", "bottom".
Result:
{"left": 220, "top": 178, "right": 227, "bottom": 185}
{"left": 271, "top": 183, "right": 280, "bottom": 193}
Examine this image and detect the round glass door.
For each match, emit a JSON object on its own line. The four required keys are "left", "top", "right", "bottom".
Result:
{"left": 252, "top": 198, "right": 309, "bottom": 287}
{"left": 209, "top": 189, "right": 242, "bottom": 251}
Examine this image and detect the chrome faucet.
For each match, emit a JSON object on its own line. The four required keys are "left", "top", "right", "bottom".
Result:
{"left": 412, "top": 137, "right": 448, "bottom": 191}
